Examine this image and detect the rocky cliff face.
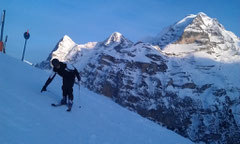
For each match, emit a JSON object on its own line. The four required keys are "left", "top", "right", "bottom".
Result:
{"left": 37, "top": 13, "right": 240, "bottom": 143}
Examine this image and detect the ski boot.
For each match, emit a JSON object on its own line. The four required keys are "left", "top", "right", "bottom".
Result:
{"left": 67, "top": 100, "right": 73, "bottom": 112}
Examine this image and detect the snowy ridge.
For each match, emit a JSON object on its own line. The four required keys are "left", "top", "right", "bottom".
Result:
{"left": 36, "top": 32, "right": 133, "bottom": 70}
{"left": 147, "top": 13, "right": 197, "bottom": 47}
{"left": 0, "top": 53, "right": 193, "bottom": 144}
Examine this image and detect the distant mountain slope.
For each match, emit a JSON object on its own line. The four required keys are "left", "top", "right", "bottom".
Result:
{"left": 36, "top": 12, "right": 240, "bottom": 143}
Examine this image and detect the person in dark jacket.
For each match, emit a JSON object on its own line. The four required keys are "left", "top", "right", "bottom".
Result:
{"left": 41, "top": 58, "right": 80, "bottom": 110}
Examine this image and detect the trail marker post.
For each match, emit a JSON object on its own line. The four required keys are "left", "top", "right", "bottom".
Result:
{"left": 21, "top": 30, "right": 30, "bottom": 61}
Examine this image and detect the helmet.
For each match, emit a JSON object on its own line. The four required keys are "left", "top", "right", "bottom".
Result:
{"left": 51, "top": 58, "right": 60, "bottom": 67}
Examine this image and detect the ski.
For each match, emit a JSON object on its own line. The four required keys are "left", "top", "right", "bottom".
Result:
{"left": 51, "top": 103, "right": 81, "bottom": 112}
{"left": 66, "top": 106, "right": 81, "bottom": 112}
{"left": 51, "top": 103, "right": 65, "bottom": 107}
{"left": 66, "top": 108, "right": 72, "bottom": 112}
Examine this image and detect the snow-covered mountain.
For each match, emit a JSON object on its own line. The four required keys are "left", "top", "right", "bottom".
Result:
{"left": 36, "top": 35, "right": 98, "bottom": 69}
{"left": 0, "top": 53, "right": 193, "bottom": 144}
{"left": 147, "top": 12, "right": 240, "bottom": 57}
{"left": 37, "top": 13, "right": 240, "bottom": 143}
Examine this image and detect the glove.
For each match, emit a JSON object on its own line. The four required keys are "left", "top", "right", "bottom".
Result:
{"left": 41, "top": 86, "right": 47, "bottom": 92}
{"left": 75, "top": 80, "right": 80, "bottom": 86}
{"left": 75, "top": 79, "right": 81, "bottom": 85}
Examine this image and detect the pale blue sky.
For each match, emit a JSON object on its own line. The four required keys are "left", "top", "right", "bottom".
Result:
{"left": 1, "top": 0, "right": 239, "bottom": 63}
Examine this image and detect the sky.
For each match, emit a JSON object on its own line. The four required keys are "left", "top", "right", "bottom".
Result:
{"left": 1, "top": 0, "right": 239, "bottom": 63}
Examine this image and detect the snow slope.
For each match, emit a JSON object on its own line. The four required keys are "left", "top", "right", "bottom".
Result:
{"left": 0, "top": 53, "right": 193, "bottom": 144}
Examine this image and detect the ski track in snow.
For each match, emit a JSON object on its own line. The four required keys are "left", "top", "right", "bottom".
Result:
{"left": 0, "top": 53, "right": 193, "bottom": 144}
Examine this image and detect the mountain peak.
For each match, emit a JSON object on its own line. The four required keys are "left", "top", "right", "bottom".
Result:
{"left": 62, "top": 35, "right": 74, "bottom": 43}
{"left": 105, "top": 32, "right": 123, "bottom": 45}
{"left": 59, "top": 35, "right": 76, "bottom": 46}
{"left": 148, "top": 14, "right": 196, "bottom": 47}
{"left": 147, "top": 12, "right": 239, "bottom": 52}
{"left": 192, "top": 12, "right": 214, "bottom": 26}
{"left": 197, "top": 12, "right": 207, "bottom": 17}
{"left": 50, "top": 35, "right": 77, "bottom": 62}
{"left": 111, "top": 32, "right": 123, "bottom": 39}
{"left": 175, "top": 12, "right": 209, "bottom": 28}
{"left": 104, "top": 32, "right": 133, "bottom": 46}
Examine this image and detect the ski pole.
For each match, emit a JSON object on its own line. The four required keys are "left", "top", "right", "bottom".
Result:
{"left": 78, "top": 82, "right": 81, "bottom": 108}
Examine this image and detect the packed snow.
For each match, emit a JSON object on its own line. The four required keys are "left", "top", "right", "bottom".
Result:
{"left": 0, "top": 53, "right": 193, "bottom": 144}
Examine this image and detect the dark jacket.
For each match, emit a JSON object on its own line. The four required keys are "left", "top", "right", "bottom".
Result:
{"left": 41, "top": 62, "right": 80, "bottom": 92}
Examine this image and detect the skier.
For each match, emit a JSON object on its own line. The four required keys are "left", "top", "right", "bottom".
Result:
{"left": 41, "top": 58, "right": 80, "bottom": 111}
